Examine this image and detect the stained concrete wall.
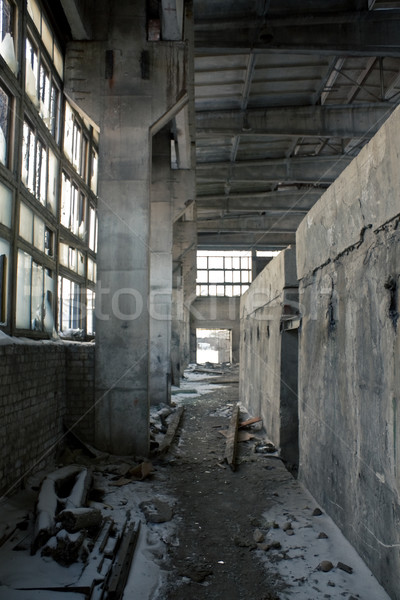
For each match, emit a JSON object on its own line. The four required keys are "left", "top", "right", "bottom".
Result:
{"left": 190, "top": 296, "right": 240, "bottom": 363}
{"left": 239, "top": 247, "right": 299, "bottom": 466}
{"left": 296, "top": 105, "right": 400, "bottom": 600}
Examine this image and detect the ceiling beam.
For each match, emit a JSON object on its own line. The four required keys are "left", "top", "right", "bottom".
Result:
{"left": 197, "top": 232, "right": 295, "bottom": 249}
{"left": 197, "top": 213, "right": 303, "bottom": 233}
{"left": 195, "top": 11, "right": 400, "bottom": 57}
{"left": 196, "top": 156, "right": 352, "bottom": 185}
{"left": 196, "top": 190, "right": 322, "bottom": 212}
{"left": 195, "top": 104, "right": 394, "bottom": 138}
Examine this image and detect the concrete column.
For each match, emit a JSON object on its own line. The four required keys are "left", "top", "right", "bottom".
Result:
{"left": 149, "top": 128, "right": 173, "bottom": 405}
{"left": 62, "top": 0, "right": 195, "bottom": 456}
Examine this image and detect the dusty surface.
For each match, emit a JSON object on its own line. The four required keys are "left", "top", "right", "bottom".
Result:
{"left": 0, "top": 368, "right": 392, "bottom": 600}
{"left": 160, "top": 381, "right": 286, "bottom": 600}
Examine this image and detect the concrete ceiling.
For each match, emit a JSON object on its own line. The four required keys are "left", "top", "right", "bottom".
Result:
{"left": 193, "top": 0, "right": 400, "bottom": 249}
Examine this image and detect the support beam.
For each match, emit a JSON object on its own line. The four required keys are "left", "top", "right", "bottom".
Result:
{"left": 195, "top": 11, "right": 400, "bottom": 57}
{"left": 195, "top": 104, "right": 395, "bottom": 138}
{"left": 196, "top": 156, "right": 352, "bottom": 185}
{"left": 197, "top": 213, "right": 302, "bottom": 233}
{"left": 197, "top": 190, "right": 322, "bottom": 215}
{"left": 59, "top": 0, "right": 91, "bottom": 40}
{"left": 197, "top": 232, "right": 295, "bottom": 249}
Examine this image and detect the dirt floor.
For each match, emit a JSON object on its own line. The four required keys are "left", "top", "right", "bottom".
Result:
{"left": 159, "top": 380, "right": 287, "bottom": 600}
{"left": 0, "top": 367, "right": 392, "bottom": 600}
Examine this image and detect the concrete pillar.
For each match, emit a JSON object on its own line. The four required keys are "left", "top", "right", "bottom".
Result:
{"left": 63, "top": 1, "right": 193, "bottom": 455}
{"left": 149, "top": 128, "right": 173, "bottom": 405}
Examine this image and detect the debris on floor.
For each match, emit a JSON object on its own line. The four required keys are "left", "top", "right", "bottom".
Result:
{"left": 0, "top": 365, "right": 392, "bottom": 600}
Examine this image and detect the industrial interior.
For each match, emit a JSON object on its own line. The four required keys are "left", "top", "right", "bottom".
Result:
{"left": 0, "top": 0, "right": 400, "bottom": 598}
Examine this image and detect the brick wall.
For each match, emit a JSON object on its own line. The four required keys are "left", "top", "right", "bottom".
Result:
{"left": 0, "top": 343, "right": 66, "bottom": 497}
{"left": 0, "top": 341, "right": 96, "bottom": 497}
{"left": 65, "top": 343, "right": 95, "bottom": 444}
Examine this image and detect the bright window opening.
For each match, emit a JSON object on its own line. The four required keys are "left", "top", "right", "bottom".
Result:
{"left": 196, "top": 328, "right": 232, "bottom": 364}
{"left": 196, "top": 250, "right": 252, "bottom": 297}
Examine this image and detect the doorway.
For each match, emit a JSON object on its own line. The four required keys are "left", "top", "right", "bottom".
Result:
{"left": 196, "top": 328, "right": 232, "bottom": 364}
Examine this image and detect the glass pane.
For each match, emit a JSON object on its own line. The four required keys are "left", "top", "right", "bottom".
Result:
{"left": 225, "top": 270, "right": 233, "bottom": 283}
{"left": 89, "top": 206, "right": 97, "bottom": 251}
{"left": 59, "top": 242, "right": 69, "bottom": 267}
{"left": 197, "top": 256, "right": 207, "bottom": 269}
{"left": 25, "top": 38, "right": 39, "bottom": 106}
{"left": 0, "top": 0, "right": 17, "bottom": 73}
{"left": 31, "top": 261, "right": 43, "bottom": 330}
{"left": 72, "top": 121, "right": 82, "bottom": 171}
{"left": 216, "top": 285, "right": 225, "bottom": 296}
{"left": 41, "top": 16, "right": 53, "bottom": 58}
{"left": 19, "top": 203, "right": 33, "bottom": 243}
{"left": 232, "top": 257, "right": 239, "bottom": 269}
{"left": 48, "top": 148, "right": 58, "bottom": 213}
{"left": 87, "top": 257, "right": 94, "bottom": 281}
{"left": 35, "top": 139, "right": 47, "bottom": 205}
{"left": 61, "top": 172, "right": 71, "bottom": 228}
{"left": 225, "top": 285, "right": 233, "bottom": 297}
{"left": 208, "top": 256, "right": 223, "bottom": 269}
{"left": 78, "top": 194, "right": 86, "bottom": 238}
{"left": 232, "top": 285, "right": 241, "bottom": 296}
{"left": 241, "top": 257, "right": 248, "bottom": 269}
{"left": 0, "top": 84, "right": 10, "bottom": 166}
{"left": 0, "top": 181, "right": 12, "bottom": 228}
{"left": 53, "top": 42, "right": 63, "bottom": 79}
{"left": 241, "top": 270, "right": 250, "bottom": 283}
{"left": 33, "top": 214, "right": 45, "bottom": 251}
{"left": 209, "top": 270, "right": 224, "bottom": 283}
{"left": 39, "top": 63, "right": 51, "bottom": 127}
{"left": 208, "top": 285, "right": 217, "bottom": 296}
{"left": 43, "top": 268, "right": 54, "bottom": 332}
{"left": 197, "top": 270, "right": 208, "bottom": 283}
{"left": 225, "top": 257, "right": 232, "bottom": 269}
{"left": 86, "top": 289, "right": 95, "bottom": 335}
{"left": 27, "top": 0, "right": 41, "bottom": 32}
{"left": 69, "top": 246, "right": 77, "bottom": 271}
{"left": 0, "top": 237, "right": 10, "bottom": 323}
{"left": 63, "top": 102, "right": 74, "bottom": 160}
{"left": 90, "top": 149, "right": 98, "bottom": 193}
{"left": 199, "top": 285, "right": 208, "bottom": 297}
{"left": 242, "top": 285, "right": 249, "bottom": 294}
{"left": 50, "top": 83, "right": 59, "bottom": 138}
{"left": 16, "top": 250, "right": 32, "bottom": 328}
{"left": 233, "top": 270, "right": 241, "bottom": 283}
{"left": 78, "top": 251, "right": 85, "bottom": 276}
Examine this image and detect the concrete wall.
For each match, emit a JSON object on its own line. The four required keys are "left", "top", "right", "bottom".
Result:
{"left": 239, "top": 247, "right": 299, "bottom": 466}
{"left": 190, "top": 296, "right": 240, "bottom": 363}
{"left": 0, "top": 341, "right": 96, "bottom": 497}
{"left": 296, "top": 105, "right": 400, "bottom": 600}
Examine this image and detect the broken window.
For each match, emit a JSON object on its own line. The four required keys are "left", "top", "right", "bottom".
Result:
{"left": 196, "top": 251, "right": 252, "bottom": 297}
{"left": 21, "top": 120, "right": 48, "bottom": 206}
{"left": 0, "top": 0, "right": 17, "bottom": 74}
{"left": 16, "top": 249, "right": 54, "bottom": 331}
{"left": 0, "top": 237, "right": 9, "bottom": 324}
{"left": 89, "top": 204, "right": 98, "bottom": 252}
{"left": 64, "top": 102, "right": 88, "bottom": 177}
{"left": 86, "top": 289, "right": 95, "bottom": 335}
{"left": 61, "top": 172, "right": 86, "bottom": 238}
{"left": 0, "top": 81, "right": 11, "bottom": 166}
{"left": 27, "top": 0, "right": 63, "bottom": 79}
{"left": 58, "top": 275, "right": 81, "bottom": 331}
{"left": 0, "top": 181, "right": 12, "bottom": 228}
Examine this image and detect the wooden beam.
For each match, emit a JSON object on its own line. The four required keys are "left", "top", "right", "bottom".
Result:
{"left": 224, "top": 404, "right": 240, "bottom": 471}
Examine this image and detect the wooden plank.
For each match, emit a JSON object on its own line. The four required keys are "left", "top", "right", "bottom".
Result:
{"left": 155, "top": 407, "right": 184, "bottom": 455}
{"left": 224, "top": 404, "right": 239, "bottom": 471}
{"left": 106, "top": 521, "right": 141, "bottom": 600}
{"left": 239, "top": 416, "right": 262, "bottom": 429}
